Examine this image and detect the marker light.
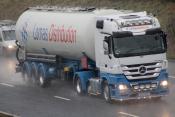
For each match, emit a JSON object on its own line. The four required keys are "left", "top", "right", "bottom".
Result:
{"left": 133, "top": 85, "right": 139, "bottom": 90}
{"left": 145, "top": 84, "right": 151, "bottom": 89}
{"left": 118, "top": 84, "right": 128, "bottom": 91}
{"left": 160, "top": 80, "right": 168, "bottom": 87}
{"left": 140, "top": 85, "right": 145, "bottom": 89}
{"left": 151, "top": 83, "right": 157, "bottom": 88}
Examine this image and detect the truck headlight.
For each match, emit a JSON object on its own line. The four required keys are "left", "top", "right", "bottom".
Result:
{"left": 8, "top": 45, "right": 13, "bottom": 49}
{"left": 118, "top": 84, "right": 128, "bottom": 91}
{"left": 160, "top": 80, "right": 168, "bottom": 87}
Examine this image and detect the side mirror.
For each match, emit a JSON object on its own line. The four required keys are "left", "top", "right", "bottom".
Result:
{"left": 96, "top": 20, "right": 104, "bottom": 29}
{"left": 103, "top": 41, "right": 109, "bottom": 55}
{"left": 163, "top": 33, "right": 167, "bottom": 51}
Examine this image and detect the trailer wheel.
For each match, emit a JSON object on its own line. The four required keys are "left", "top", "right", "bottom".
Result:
{"left": 75, "top": 77, "right": 83, "bottom": 95}
{"left": 103, "top": 81, "right": 112, "bottom": 103}
{"left": 38, "top": 66, "right": 51, "bottom": 88}
{"left": 22, "top": 67, "right": 28, "bottom": 81}
{"left": 31, "top": 62, "right": 39, "bottom": 84}
{"left": 22, "top": 62, "right": 32, "bottom": 82}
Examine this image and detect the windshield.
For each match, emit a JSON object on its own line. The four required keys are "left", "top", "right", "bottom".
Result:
{"left": 3, "top": 30, "right": 16, "bottom": 41}
{"left": 113, "top": 34, "right": 165, "bottom": 58}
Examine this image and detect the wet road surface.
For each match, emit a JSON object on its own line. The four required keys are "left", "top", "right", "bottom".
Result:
{"left": 0, "top": 56, "right": 175, "bottom": 117}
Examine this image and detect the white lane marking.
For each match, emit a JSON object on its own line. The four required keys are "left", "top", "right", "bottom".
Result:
{"left": 169, "top": 76, "right": 175, "bottom": 79}
{"left": 118, "top": 112, "right": 139, "bottom": 117}
{"left": 54, "top": 96, "right": 71, "bottom": 101}
{"left": 0, "top": 82, "right": 15, "bottom": 87}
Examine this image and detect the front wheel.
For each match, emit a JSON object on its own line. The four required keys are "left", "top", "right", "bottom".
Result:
{"left": 103, "top": 82, "right": 112, "bottom": 103}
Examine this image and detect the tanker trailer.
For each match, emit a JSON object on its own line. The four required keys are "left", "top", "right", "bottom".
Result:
{"left": 15, "top": 7, "right": 169, "bottom": 102}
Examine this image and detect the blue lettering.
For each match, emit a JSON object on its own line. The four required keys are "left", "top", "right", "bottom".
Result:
{"left": 33, "top": 25, "right": 48, "bottom": 41}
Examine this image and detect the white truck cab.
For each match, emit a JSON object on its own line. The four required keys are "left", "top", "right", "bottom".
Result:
{"left": 0, "top": 20, "right": 16, "bottom": 56}
{"left": 95, "top": 11, "right": 168, "bottom": 101}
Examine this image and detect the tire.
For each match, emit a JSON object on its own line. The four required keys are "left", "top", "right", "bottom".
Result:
{"left": 22, "top": 62, "right": 32, "bottom": 82}
{"left": 103, "top": 81, "right": 112, "bottom": 103}
{"left": 38, "top": 65, "right": 51, "bottom": 88}
{"left": 75, "top": 77, "right": 83, "bottom": 95}
{"left": 31, "top": 62, "right": 39, "bottom": 84}
{"left": 22, "top": 67, "right": 28, "bottom": 81}
{"left": 87, "top": 82, "right": 91, "bottom": 94}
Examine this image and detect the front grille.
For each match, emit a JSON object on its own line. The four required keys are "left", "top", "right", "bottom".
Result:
{"left": 122, "top": 62, "right": 162, "bottom": 80}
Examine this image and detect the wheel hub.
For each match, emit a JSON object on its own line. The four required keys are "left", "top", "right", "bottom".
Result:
{"left": 39, "top": 76, "right": 44, "bottom": 85}
{"left": 76, "top": 82, "right": 81, "bottom": 93}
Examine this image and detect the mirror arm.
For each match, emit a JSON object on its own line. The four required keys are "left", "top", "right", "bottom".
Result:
{"left": 108, "top": 54, "right": 112, "bottom": 59}
{"left": 100, "top": 32, "right": 112, "bottom": 36}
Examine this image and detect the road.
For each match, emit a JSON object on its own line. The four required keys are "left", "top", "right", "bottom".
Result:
{"left": 0, "top": 56, "right": 175, "bottom": 117}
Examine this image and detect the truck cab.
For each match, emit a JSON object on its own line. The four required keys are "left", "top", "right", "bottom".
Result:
{"left": 0, "top": 20, "right": 16, "bottom": 56}
{"left": 94, "top": 11, "right": 168, "bottom": 101}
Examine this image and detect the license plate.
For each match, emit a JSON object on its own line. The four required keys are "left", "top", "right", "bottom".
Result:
{"left": 139, "top": 92, "right": 150, "bottom": 97}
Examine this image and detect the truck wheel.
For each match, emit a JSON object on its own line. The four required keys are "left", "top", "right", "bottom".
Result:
{"left": 87, "top": 82, "right": 91, "bottom": 95}
{"left": 75, "top": 78, "right": 83, "bottom": 95}
{"left": 22, "top": 68, "right": 28, "bottom": 81}
{"left": 38, "top": 66, "right": 50, "bottom": 88}
{"left": 103, "top": 81, "right": 111, "bottom": 103}
{"left": 22, "top": 62, "right": 32, "bottom": 82}
{"left": 31, "top": 62, "right": 39, "bottom": 84}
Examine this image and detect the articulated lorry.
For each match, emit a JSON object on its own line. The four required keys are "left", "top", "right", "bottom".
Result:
{"left": 15, "top": 7, "right": 169, "bottom": 102}
{"left": 0, "top": 20, "right": 16, "bottom": 56}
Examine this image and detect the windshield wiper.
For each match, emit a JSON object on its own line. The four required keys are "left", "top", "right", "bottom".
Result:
{"left": 115, "top": 48, "right": 138, "bottom": 55}
{"left": 147, "top": 47, "right": 162, "bottom": 52}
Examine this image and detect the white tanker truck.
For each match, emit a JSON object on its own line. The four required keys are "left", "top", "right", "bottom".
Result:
{"left": 15, "top": 7, "right": 169, "bottom": 102}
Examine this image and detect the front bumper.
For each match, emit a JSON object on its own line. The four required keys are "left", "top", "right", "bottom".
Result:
{"left": 111, "top": 90, "right": 168, "bottom": 101}
{"left": 108, "top": 70, "right": 169, "bottom": 101}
